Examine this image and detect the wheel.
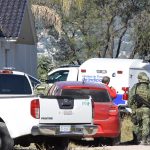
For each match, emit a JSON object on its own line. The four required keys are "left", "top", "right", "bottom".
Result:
{"left": 108, "top": 134, "right": 121, "bottom": 146}
{"left": 94, "top": 137, "right": 104, "bottom": 146}
{"left": 0, "top": 122, "right": 14, "bottom": 150}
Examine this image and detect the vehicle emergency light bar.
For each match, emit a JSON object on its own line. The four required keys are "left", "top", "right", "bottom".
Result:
{"left": 3, "top": 67, "right": 15, "bottom": 70}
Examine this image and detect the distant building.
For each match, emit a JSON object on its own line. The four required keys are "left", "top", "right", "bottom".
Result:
{"left": 0, "top": 0, "right": 37, "bottom": 77}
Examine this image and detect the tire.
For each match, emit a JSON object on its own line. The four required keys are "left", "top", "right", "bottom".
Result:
{"left": 0, "top": 122, "right": 14, "bottom": 150}
{"left": 108, "top": 134, "right": 121, "bottom": 146}
{"left": 94, "top": 137, "right": 105, "bottom": 146}
{"left": 94, "top": 135, "right": 120, "bottom": 146}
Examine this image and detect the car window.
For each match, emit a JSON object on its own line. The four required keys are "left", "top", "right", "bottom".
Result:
{"left": 61, "top": 89, "right": 111, "bottom": 102}
{"left": 48, "top": 70, "right": 69, "bottom": 83}
{"left": 28, "top": 75, "right": 41, "bottom": 88}
{"left": 0, "top": 74, "right": 32, "bottom": 94}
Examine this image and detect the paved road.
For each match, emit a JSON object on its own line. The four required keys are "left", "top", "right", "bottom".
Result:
{"left": 69, "top": 145, "right": 150, "bottom": 150}
{"left": 68, "top": 140, "right": 150, "bottom": 150}
{"left": 106, "top": 145, "right": 150, "bottom": 150}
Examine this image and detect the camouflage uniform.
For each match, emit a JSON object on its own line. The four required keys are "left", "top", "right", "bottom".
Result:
{"left": 34, "top": 83, "right": 51, "bottom": 96}
{"left": 34, "top": 74, "right": 51, "bottom": 96}
{"left": 128, "top": 72, "right": 150, "bottom": 145}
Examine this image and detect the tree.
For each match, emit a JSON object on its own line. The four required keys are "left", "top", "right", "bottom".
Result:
{"left": 37, "top": 55, "right": 52, "bottom": 80}
{"left": 130, "top": 10, "right": 150, "bottom": 59}
{"left": 31, "top": 0, "right": 150, "bottom": 70}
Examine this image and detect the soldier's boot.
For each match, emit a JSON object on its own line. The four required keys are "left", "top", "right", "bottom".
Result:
{"left": 132, "top": 132, "right": 140, "bottom": 145}
{"left": 139, "top": 136, "right": 148, "bottom": 145}
{"left": 147, "top": 135, "right": 150, "bottom": 145}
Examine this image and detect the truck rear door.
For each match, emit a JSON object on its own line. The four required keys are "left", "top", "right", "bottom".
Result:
{"left": 38, "top": 96, "right": 93, "bottom": 124}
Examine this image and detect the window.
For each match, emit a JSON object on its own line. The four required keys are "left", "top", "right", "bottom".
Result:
{"left": 61, "top": 88, "right": 110, "bottom": 102}
{"left": 28, "top": 75, "right": 41, "bottom": 88}
{"left": 0, "top": 74, "right": 32, "bottom": 94}
{"left": 48, "top": 70, "right": 69, "bottom": 83}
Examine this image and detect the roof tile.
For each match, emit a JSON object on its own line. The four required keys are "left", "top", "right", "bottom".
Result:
{"left": 0, "top": 0, "right": 27, "bottom": 38}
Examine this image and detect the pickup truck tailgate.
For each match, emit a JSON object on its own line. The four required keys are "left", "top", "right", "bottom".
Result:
{"left": 39, "top": 96, "right": 92, "bottom": 124}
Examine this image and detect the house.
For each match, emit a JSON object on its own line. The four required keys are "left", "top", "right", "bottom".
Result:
{"left": 0, "top": 0, "right": 37, "bottom": 77}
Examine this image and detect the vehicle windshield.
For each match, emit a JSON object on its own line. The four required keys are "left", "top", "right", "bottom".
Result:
{"left": 0, "top": 74, "right": 32, "bottom": 94}
{"left": 48, "top": 70, "right": 69, "bottom": 83}
{"left": 61, "top": 88, "right": 111, "bottom": 102}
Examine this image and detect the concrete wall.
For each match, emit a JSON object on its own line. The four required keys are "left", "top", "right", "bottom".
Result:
{"left": 0, "top": 41, "right": 37, "bottom": 77}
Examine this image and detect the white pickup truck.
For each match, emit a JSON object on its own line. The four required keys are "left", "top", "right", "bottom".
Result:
{"left": 0, "top": 68, "right": 97, "bottom": 150}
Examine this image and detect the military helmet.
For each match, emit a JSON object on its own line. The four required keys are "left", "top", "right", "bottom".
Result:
{"left": 137, "top": 72, "right": 149, "bottom": 82}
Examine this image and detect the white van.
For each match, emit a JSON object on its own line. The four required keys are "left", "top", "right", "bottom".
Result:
{"left": 47, "top": 58, "right": 150, "bottom": 112}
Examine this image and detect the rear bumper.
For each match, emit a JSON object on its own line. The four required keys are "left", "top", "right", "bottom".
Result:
{"left": 31, "top": 124, "right": 98, "bottom": 137}
{"left": 91, "top": 117, "right": 121, "bottom": 138}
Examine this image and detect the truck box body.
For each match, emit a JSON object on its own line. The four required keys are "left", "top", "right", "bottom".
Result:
{"left": 78, "top": 58, "right": 150, "bottom": 108}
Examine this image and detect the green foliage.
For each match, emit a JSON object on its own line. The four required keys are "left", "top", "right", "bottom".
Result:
{"left": 32, "top": 0, "right": 150, "bottom": 66}
{"left": 132, "top": 11, "right": 150, "bottom": 57}
{"left": 37, "top": 56, "right": 52, "bottom": 80}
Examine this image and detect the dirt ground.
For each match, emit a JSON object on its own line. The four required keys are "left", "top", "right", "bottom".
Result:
{"left": 14, "top": 116, "right": 150, "bottom": 150}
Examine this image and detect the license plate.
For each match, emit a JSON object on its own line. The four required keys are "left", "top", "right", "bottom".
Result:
{"left": 63, "top": 110, "right": 72, "bottom": 115}
{"left": 60, "top": 125, "right": 71, "bottom": 132}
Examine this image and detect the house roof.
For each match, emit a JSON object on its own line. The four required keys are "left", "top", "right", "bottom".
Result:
{"left": 0, "top": 0, "right": 27, "bottom": 38}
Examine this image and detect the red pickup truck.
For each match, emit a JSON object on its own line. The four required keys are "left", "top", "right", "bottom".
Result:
{"left": 47, "top": 81, "right": 121, "bottom": 146}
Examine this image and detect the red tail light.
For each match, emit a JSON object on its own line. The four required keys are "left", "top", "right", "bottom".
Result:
{"left": 122, "top": 93, "right": 128, "bottom": 100}
{"left": 31, "top": 99, "right": 40, "bottom": 119}
{"left": 122, "top": 87, "right": 129, "bottom": 100}
{"left": 81, "top": 69, "right": 86, "bottom": 73}
{"left": 122, "top": 87, "right": 129, "bottom": 91}
{"left": 109, "top": 105, "right": 118, "bottom": 115}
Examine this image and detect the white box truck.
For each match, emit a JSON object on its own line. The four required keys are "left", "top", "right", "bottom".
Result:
{"left": 47, "top": 58, "right": 150, "bottom": 113}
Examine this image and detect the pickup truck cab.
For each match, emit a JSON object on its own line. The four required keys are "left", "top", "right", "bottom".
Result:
{"left": 47, "top": 65, "right": 79, "bottom": 86}
{"left": 47, "top": 81, "right": 121, "bottom": 145}
{"left": 0, "top": 68, "right": 41, "bottom": 150}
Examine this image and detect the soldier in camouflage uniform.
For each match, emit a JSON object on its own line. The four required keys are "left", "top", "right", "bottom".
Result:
{"left": 34, "top": 83, "right": 51, "bottom": 95}
{"left": 128, "top": 72, "right": 150, "bottom": 145}
{"left": 34, "top": 74, "right": 51, "bottom": 96}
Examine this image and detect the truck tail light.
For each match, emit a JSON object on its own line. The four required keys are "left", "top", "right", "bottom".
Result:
{"left": 109, "top": 105, "right": 118, "bottom": 116}
{"left": 122, "top": 87, "right": 129, "bottom": 100}
{"left": 81, "top": 69, "right": 86, "bottom": 73}
{"left": 31, "top": 99, "right": 40, "bottom": 119}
